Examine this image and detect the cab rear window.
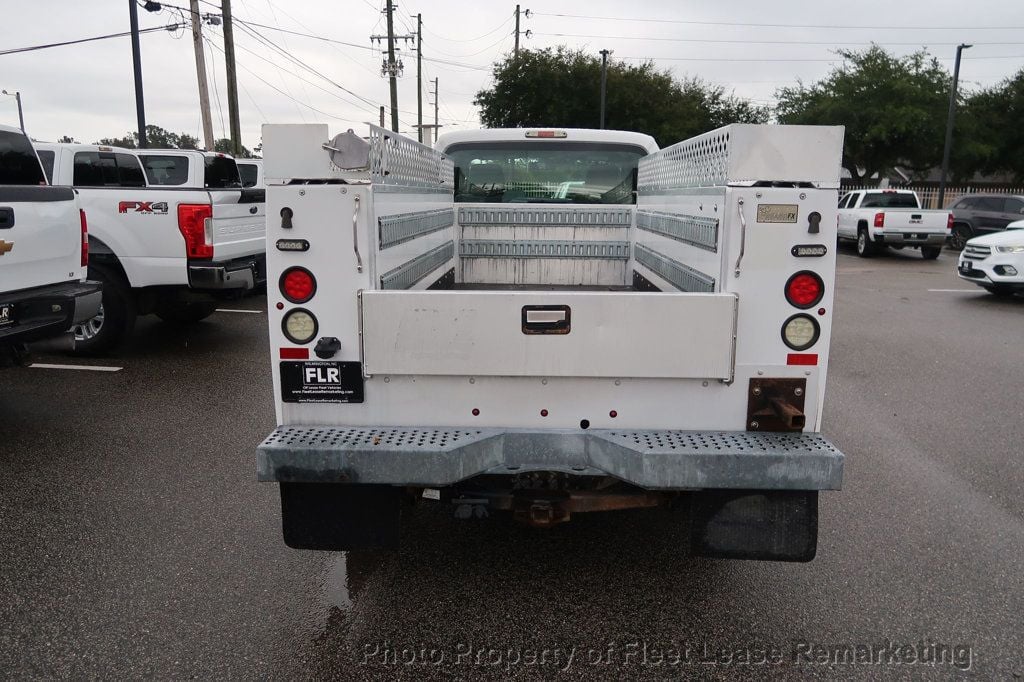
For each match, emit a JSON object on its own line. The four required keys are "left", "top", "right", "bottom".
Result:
{"left": 0, "top": 130, "right": 46, "bottom": 185}
{"left": 73, "top": 151, "right": 147, "bottom": 187}
{"left": 204, "top": 156, "right": 241, "bottom": 188}
{"left": 141, "top": 155, "right": 190, "bottom": 186}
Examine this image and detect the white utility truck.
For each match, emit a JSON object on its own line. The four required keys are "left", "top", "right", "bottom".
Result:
{"left": 837, "top": 188, "right": 951, "bottom": 258}
{"left": 256, "top": 123, "right": 847, "bottom": 562}
{"left": 35, "top": 143, "right": 266, "bottom": 353}
{"left": 0, "top": 125, "right": 101, "bottom": 365}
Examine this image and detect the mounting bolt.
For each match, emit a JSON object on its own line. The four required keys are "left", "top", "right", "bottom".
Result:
{"left": 299, "top": 189, "right": 306, "bottom": 196}
{"left": 752, "top": 387, "right": 762, "bottom": 396}
{"left": 794, "top": 387, "right": 803, "bottom": 396}
{"left": 469, "top": 377, "right": 475, "bottom": 384}
{"left": 799, "top": 192, "right": 807, "bottom": 200}
{"left": 750, "top": 421, "right": 759, "bottom": 429}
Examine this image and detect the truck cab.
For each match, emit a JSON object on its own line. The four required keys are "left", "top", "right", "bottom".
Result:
{"left": 35, "top": 143, "right": 266, "bottom": 353}
{"left": 257, "top": 123, "right": 847, "bottom": 562}
{"left": 0, "top": 125, "right": 101, "bottom": 364}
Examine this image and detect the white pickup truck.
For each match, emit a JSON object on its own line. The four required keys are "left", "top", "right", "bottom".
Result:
{"left": 256, "top": 123, "right": 848, "bottom": 563}
{"left": 35, "top": 143, "right": 265, "bottom": 353}
{"left": 838, "top": 189, "right": 951, "bottom": 258}
{"left": 0, "top": 125, "right": 101, "bottom": 365}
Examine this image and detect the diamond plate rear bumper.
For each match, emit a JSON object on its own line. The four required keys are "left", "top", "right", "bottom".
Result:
{"left": 257, "top": 427, "right": 844, "bottom": 490}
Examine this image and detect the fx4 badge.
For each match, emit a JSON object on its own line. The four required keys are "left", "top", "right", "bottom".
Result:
{"left": 118, "top": 201, "right": 169, "bottom": 214}
{"left": 0, "top": 240, "right": 13, "bottom": 256}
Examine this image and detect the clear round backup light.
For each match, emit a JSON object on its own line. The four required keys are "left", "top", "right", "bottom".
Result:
{"left": 282, "top": 308, "right": 318, "bottom": 344}
{"left": 782, "top": 314, "right": 820, "bottom": 351}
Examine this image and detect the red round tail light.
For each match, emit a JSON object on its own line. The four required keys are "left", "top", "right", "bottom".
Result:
{"left": 280, "top": 267, "right": 316, "bottom": 303}
{"left": 785, "top": 271, "right": 824, "bottom": 309}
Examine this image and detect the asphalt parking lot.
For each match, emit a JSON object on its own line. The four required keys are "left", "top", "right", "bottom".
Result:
{"left": 1, "top": 246, "right": 1022, "bottom": 679}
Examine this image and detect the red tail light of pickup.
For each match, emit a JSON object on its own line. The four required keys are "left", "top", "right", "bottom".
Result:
{"left": 79, "top": 209, "right": 88, "bottom": 267}
{"left": 873, "top": 212, "right": 885, "bottom": 228}
{"left": 177, "top": 204, "right": 214, "bottom": 259}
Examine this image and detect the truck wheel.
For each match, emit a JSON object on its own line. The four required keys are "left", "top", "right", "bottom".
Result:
{"left": 983, "top": 285, "right": 1016, "bottom": 298}
{"left": 856, "top": 228, "right": 875, "bottom": 257}
{"left": 920, "top": 246, "right": 941, "bottom": 260}
{"left": 280, "top": 482, "right": 401, "bottom": 550}
{"left": 950, "top": 224, "right": 972, "bottom": 250}
{"left": 155, "top": 301, "right": 217, "bottom": 324}
{"left": 71, "top": 264, "right": 136, "bottom": 355}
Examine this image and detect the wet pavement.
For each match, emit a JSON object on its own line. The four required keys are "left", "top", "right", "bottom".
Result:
{"left": 1, "top": 247, "right": 1022, "bottom": 678}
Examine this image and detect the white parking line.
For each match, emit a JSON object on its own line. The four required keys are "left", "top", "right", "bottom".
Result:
{"left": 30, "top": 363, "right": 122, "bottom": 372}
{"left": 927, "top": 288, "right": 980, "bottom": 293}
{"left": 215, "top": 308, "right": 263, "bottom": 314}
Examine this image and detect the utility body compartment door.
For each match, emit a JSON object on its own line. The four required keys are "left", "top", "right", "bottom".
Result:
{"left": 361, "top": 290, "right": 738, "bottom": 380}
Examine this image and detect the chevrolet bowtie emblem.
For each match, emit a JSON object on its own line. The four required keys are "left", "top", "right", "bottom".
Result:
{"left": 0, "top": 240, "right": 13, "bottom": 256}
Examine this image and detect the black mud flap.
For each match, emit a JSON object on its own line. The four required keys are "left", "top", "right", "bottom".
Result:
{"left": 280, "top": 482, "right": 401, "bottom": 551}
{"left": 689, "top": 490, "right": 818, "bottom": 562}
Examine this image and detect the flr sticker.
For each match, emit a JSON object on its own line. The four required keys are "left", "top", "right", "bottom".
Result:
{"left": 280, "top": 361, "right": 364, "bottom": 403}
{"left": 756, "top": 204, "right": 799, "bottom": 223}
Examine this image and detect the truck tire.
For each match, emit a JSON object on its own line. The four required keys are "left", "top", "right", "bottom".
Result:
{"left": 280, "top": 482, "right": 401, "bottom": 550}
{"left": 950, "top": 223, "right": 973, "bottom": 250}
{"left": 71, "top": 264, "right": 136, "bottom": 355}
{"left": 920, "top": 246, "right": 941, "bottom": 260}
{"left": 856, "top": 227, "right": 875, "bottom": 258}
{"left": 155, "top": 300, "right": 217, "bottom": 324}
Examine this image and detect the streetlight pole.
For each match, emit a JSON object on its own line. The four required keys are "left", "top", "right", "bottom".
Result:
{"left": 2, "top": 90, "right": 24, "bottom": 132}
{"left": 599, "top": 49, "right": 610, "bottom": 129}
{"left": 938, "top": 43, "right": 971, "bottom": 209}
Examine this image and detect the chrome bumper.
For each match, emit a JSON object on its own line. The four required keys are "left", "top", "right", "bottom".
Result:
{"left": 257, "top": 426, "right": 845, "bottom": 491}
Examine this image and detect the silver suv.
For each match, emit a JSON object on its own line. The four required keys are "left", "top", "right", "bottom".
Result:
{"left": 949, "top": 194, "right": 1024, "bottom": 250}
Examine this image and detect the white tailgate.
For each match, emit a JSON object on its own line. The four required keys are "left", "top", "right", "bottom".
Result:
{"left": 0, "top": 188, "right": 80, "bottom": 293}
{"left": 210, "top": 188, "right": 265, "bottom": 260}
{"left": 361, "top": 291, "right": 738, "bottom": 379}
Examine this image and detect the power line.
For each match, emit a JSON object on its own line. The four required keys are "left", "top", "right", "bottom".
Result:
{"left": 422, "top": 15, "right": 514, "bottom": 42}
{"left": 531, "top": 12, "right": 1024, "bottom": 31}
{"left": 0, "top": 24, "right": 184, "bottom": 56}
{"left": 620, "top": 54, "right": 1024, "bottom": 63}
{"left": 532, "top": 32, "right": 1024, "bottom": 47}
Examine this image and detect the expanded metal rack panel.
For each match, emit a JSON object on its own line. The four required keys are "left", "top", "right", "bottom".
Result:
{"left": 457, "top": 206, "right": 633, "bottom": 227}
{"left": 634, "top": 243, "right": 715, "bottom": 292}
{"left": 378, "top": 208, "right": 455, "bottom": 249}
{"left": 460, "top": 239, "right": 630, "bottom": 259}
{"left": 635, "top": 210, "right": 719, "bottom": 252}
{"left": 369, "top": 124, "right": 454, "bottom": 190}
{"left": 637, "top": 124, "right": 845, "bottom": 192}
{"left": 379, "top": 240, "right": 455, "bottom": 290}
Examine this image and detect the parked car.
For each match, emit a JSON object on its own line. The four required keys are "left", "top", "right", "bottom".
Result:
{"left": 0, "top": 125, "right": 101, "bottom": 365}
{"left": 34, "top": 143, "right": 266, "bottom": 353}
{"left": 236, "top": 159, "right": 263, "bottom": 188}
{"left": 957, "top": 219, "right": 1024, "bottom": 297}
{"left": 949, "top": 194, "right": 1024, "bottom": 250}
{"left": 837, "top": 189, "right": 951, "bottom": 258}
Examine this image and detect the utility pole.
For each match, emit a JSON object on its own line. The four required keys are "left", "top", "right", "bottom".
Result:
{"left": 385, "top": 0, "right": 399, "bottom": 132}
{"left": 514, "top": 6, "right": 530, "bottom": 58}
{"left": 190, "top": 0, "right": 215, "bottom": 150}
{"left": 2, "top": 91, "right": 24, "bottom": 133}
{"left": 599, "top": 49, "right": 610, "bottom": 129}
{"left": 128, "top": 0, "right": 148, "bottom": 147}
{"left": 938, "top": 43, "right": 972, "bottom": 209}
{"left": 433, "top": 77, "right": 439, "bottom": 127}
{"left": 370, "top": 2, "right": 414, "bottom": 133}
{"left": 222, "top": 0, "right": 242, "bottom": 156}
{"left": 415, "top": 13, "right": 423, "bottom": 142}
{"left": 380, "top": 106, "right": 386, "bottom": 128}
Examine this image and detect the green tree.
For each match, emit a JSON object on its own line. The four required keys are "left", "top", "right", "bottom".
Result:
{"left": 474, "top": 47, "right": 768, "bottom": 147}
{"left": 57, "top": 135, "right": 78, "bottom": 143}
{"left": 776, "top": 46, "right": 951, "bottom": 181}
{"left": 94, "top": 125, "right": 202, "bottom": 150}
{"left": 964, "top": 68, "right": 1024, "bottom": 181}
{"left": 213, "top": 138, "right": 253, "bottom": 158}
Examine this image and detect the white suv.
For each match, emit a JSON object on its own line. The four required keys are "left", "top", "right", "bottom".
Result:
{"left": 957, "top": 220, "right": 1024, "bottom": 296}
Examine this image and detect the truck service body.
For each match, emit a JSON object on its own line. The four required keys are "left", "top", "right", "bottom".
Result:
{"left": 0, "top": 125, "right": 101, "bottom": 364}
{"left": 257, "top": 123, "right": 847, "bottom": 561}
{"left": 35, "top": 143, "right": 266, "bottom": 352}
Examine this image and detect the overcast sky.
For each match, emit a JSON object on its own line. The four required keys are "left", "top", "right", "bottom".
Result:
{"left": 2, "top": 0, "right": 1023, "bottom": 150}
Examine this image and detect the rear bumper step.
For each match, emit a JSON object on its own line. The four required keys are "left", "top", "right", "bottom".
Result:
{"left": 257, "top": 426, "right": 844, "bottom": 490}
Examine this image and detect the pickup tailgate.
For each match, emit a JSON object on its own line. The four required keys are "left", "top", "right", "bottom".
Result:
{"left": 361, "top": 290, "right": 738, "bottom": 379}
{"left": 878, "top": 208, "right": 948, "bottom": 232}
{"left": 0, "top": 186, "right": 81, "bottom": 293}
{"left": 209, "top": 188, "right": 265, "bottom": 260}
